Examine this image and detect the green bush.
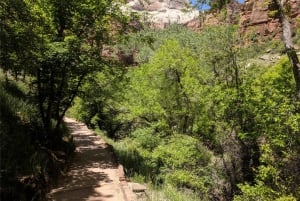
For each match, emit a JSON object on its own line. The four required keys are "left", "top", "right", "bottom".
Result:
{"left": 152, "top": 134, "right": 211, "bottom": 170}
{"left": 113, "top": 137, "right": 159, "bottom": 180}
{"left": 146, "top": 183, "right": 202, "bottom": 201}
{"left": 234, "top": 182, "right": 297, "bottom": 201}
{"left": 165, "top": 170, "right": 208, "bottom": 192}
{"left": 234, "top": 182, "right": 277, "bottom": 201}
{"left": 111, "top": 132, "right": 212, "bottom": 195}
{"left": 130, "top": 127, "right": 161, "bottom": 151}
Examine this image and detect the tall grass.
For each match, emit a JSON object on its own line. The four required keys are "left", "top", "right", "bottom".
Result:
{"left": 93, "top": 128, "right": 209, "bottom": 201}
{"left": 0, "top": 76, "right": 38, "bottom": 173}
{"left": 145, "top": 184, "right": 204, "bottom": 201}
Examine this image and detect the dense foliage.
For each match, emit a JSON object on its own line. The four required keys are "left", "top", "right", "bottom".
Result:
{"left": 71, "top": 24, "right": 300, "bottom": 200}
{"left": 0, "top": 0, "right": 130, "bottom": 199}
{"left": 1, "top": 0, "right": 300, "bottom": 200}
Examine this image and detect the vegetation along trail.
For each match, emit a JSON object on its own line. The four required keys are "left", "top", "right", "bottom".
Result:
{"left": 47, "top": 117, "right": 135, "bottom": 201}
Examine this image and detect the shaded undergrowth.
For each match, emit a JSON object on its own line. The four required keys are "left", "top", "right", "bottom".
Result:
{"left": 0, "top": 75, "right": 75, "bottom": 201}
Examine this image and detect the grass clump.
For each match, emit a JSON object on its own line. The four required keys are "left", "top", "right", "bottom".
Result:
{"left": 93, "top": 127, "right": 212, "bottom": 201}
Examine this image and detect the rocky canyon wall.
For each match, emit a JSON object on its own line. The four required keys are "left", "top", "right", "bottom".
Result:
{"left": 124, "top": 0, "right": 300, "bottom": 38}
{"left": 203, "top": 0, "right": 300, "bottom": 40}
{"left": 124, "top": 0, "right": 199, "bottom": 29}
{"left": 239, "top": 0, "right": 300, "bottom": 39}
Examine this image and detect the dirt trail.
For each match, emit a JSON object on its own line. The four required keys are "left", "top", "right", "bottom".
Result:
{"left": 47, "top": 117, "right": 136, "bottom": 201}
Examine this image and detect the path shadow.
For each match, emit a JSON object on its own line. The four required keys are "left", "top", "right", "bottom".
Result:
{"left": 48, "top": 119, "right": 121, "bottom": 201}
{"left": 52, "top": 187, "right": 114, "bottom": 201}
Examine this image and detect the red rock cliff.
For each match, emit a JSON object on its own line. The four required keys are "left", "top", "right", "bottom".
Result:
{"left": 239, "top": 0, "right": 300, "bottom": 39}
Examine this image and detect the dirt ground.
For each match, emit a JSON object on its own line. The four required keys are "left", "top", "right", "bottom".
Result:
{"left": 47, "top": 118, "right": 136, "bottom": 201}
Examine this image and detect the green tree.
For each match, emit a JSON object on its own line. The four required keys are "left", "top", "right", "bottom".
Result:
{"left": 272, "top": 0, "right": 300, "bottom": 100}
{"left": 68, "top": 63, "right": 128, "bottom": 138}
{"left": 234, "top": 58, "right": 300, "bottom": 200}
{"left": 0, "top": 0, "right": 43, "bottom": 79}
{"left": 123, "top": 39, "right": 211, "bottom": 135}
{"left": 1, "top": 0, "right": 131, "bottom": 143}
{"left": 33, "top": 0, "right": 129, "bottom": 141}
{"left": 36, "top": 39, "right": 91, "bottom": 133}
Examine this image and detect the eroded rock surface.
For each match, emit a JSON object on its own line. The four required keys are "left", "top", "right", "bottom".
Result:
{"left": 202, "top": 0, "right": 300, "bottom": 40}
{"left": 240, "top": 0, "right": 300, "bottom": 38}
{"left": 123, "top": 0, "right": 199, "bottom": 29}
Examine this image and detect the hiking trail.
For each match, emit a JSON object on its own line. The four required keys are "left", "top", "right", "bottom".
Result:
{"left": 47, "top": 117, "right": 137, "bottom": 201}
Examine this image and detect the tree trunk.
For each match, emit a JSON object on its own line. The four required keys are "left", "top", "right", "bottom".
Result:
{"left": 37, "top": 69, "right": 46, "bottom": 127}
{"left": 55, "top": 75, "right": 85, "bottom": 130}
{"left": 273, "top": 0, "right": 300, "bottom": 100}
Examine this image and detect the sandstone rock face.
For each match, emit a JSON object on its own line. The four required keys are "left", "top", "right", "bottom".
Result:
{"left": 248, "top": 0, "right": 269, "bottom": 25}
{"left": 122, "top": 0, "right": 300, "bottom": 38}
{"left": 124, "top": 0, "right": 200, "bottom": 29}
{"left": 290, "top": 0, "right": 300, "bottom": 17}
{"left": 183, "top": 17, "right": 202, "bottom": 30}
{"left": 201, "top": 0, "right": 300, "bottom": 40}
{"left": 240, "top": 0, "right": 300, "bottom": 39}
{"left": 226, "top": 0, "right": 242, "bottom": 24}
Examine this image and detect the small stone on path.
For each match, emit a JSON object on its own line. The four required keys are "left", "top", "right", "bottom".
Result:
{"left": 129, "top": 183, "right": 147, "bottom": 193}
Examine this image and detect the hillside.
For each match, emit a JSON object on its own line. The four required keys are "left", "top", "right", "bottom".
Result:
{"left": 123, "top": 0, "right": 300, "bottom": 39}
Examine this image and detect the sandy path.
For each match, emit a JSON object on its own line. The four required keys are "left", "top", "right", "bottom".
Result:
{"left": 47, "top": 117, "right": 135, "bottom": 201}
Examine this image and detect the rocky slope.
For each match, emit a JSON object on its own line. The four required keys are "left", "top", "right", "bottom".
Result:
{"left": 116, "top": 0, "right": 300, "bottom": 65}
{"left": 203, "top": 0, "right": 300, "bottom": 40}
{"left": 124, "top": 0, "right": 300, "bottom": 37}
{"left": 124, "top": 0, "right": 199, "bottom": 29}
{"left": 240, "top": 0, "right": 300, "bottom": 39}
